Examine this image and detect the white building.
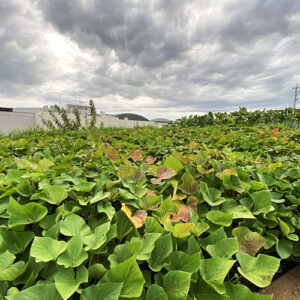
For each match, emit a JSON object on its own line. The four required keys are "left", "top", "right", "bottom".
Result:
{"left": 65, "top": 104, "right": 91, "bottom": 114}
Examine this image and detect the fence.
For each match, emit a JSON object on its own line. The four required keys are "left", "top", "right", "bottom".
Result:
{"left": 0, "top": 110, "right": 167, "bottom": 134}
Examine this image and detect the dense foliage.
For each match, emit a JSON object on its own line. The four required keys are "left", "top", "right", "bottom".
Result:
{"left": 42, "top": 100, "right": 97, "bottom": 131}
{"left": 171, "top": 107, "right": 300, "bottom": 128}
{"left": 0, "top": 124, "right": 299, "bottom": 299}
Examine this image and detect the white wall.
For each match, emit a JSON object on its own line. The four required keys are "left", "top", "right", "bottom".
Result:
{"left": 0, "top": 111, "right": 36, "bottom": 134}
{"left": 0, "top": 111, "right": 167, "bottom": 134}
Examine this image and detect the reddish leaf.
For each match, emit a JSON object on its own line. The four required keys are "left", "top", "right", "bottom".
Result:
{"left": 189, "top": 140, "right": 198, "bottom": 149}
{"left": 129, "top": 149, "right": 143, "bottom": 162}
{"left": 145, "top": 190, "right": 156, "bottom": 197}
{"left": 179, "top": 172, "right": 199, "bottom": 195}
{"left": 169, "top": 205, "right": 191, "bottom": 223}
{"left": 107, "top": 147, "right": 119, "bottom": 160}
{"left": 131, "top": 210, "right": 147, "bottom": 228}
{"left": 145, "top": 157, "right": 156, "bottom": 165}
{"left": 187, "top": 196, "right": 198, "bottom": 212}
{"left": 132, "top": 170, "right": 143, "bottom": 181}
{"left": 121, "top": 204, "right": 147, "bottom": 228}
{"left": 151, "top": 178, "right": 162, "bottom": 185}
{"left": 156, "top": 167, "right": 176, "bottom": 180}
{"left": 270, "top": 128, "right": 279, "bottom": 136}
{"left": 151, "top": 167, "right": 176, "bottom": 184}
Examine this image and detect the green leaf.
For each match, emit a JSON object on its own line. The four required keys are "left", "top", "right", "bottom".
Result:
{"left": 144, "top": 217, "right": 166, "bottom": 233}
{"left": 8, "top": 197, "right": 48, "bottom": 228}
{"left": 99, "top": 256, "right": 145, "bottom": 298}
{"left": 232, "top": 227, "right": 267, "bottom": 256}
{"left": 108, "top": 240, "right": 142, "bottom": 268}
{"left": 172, "top": 223, "right": 195, "bottom": 238}
{"left": 73, "top": 181, "right": 96, "bottom": 192}
{"left": 57, "top": 235, "right": 88, "bottom": 268}
{"left": 38, "top": 186, "right": 68, "bottom": 205}
{"left": 152, "top": 196, "right": 177, "bottom": 225}
{"left": 115, "top": 210, "right": 134, "bottom": 241}
{"left": 0, "top": 251, "right": 15, "bottom": 271}
{"left": 206, "top": 211, "right": 233, "bottom": 227}
{"left": 222, "top": 200, "right": 255, "bottom": 219}
{"left": 277, "top": 217, "right": 290, "bottom": 236}
{"left": 179, "top": 172, "right": 199, "bottom": 195}
{"left": 14, "top": 180, "right": 36, "bottom": 197}
{"left": 6, "top": 287, "right": 19, "bottom": 296}
{"left": 0, "top": 261, "right": 25, "bottom": 281}
{"left": 251, "top": 190, "right": 272, "bottom": 214}
{"left": 136, "top": 233, "right": 162, "bottom": 261}
{"left": 0, "top": 251, "right": 26, "bottom": 281}
{"left": 0, "top": 282, "right": 8, "bottom": 300}
{"left": 148, "top": 233, "right": 173, "bottom": 271}
{"left": 187, "top": 235, "right": 202, "bottom": 255}
{"left": 5, "top": 284, "right": 61, "bottom": 300}
{"left": 90, "top": 191, "right": 111, "bottom": 204}
{"left": 200, "top": 182, "right": 226, "bottom": 206}
{"left": 80, "top": 283, "right": 123, "bottom": 300}
{"left": 30, "top": 236, "right": 67, "bottom": 262}
{"left": 146, "top": 284, "right": 168, "bottom": 300}
{"left": 88, "top": 263, "right": 107, "bottom": 280}
{"left": 190, "top": 276, "right": 229, "bottom": 299}
{"left": 167, "top": 251, "right": 201, "bottom": 272}
{"left": 207, "top": 238, "right": 239, "bottom": 259}
{"left": 199, "top": 257, "right": 235, "bottom": 294}
{"left": 0, "top": 229, "right": 34, "bottom": 254}
{"left": 60, "top": 214, "right": 91, "bottom": 237}
{"left": 200, "top": 227, "right": 227, "bottom": 249}
{"left": 84, "top": 222, "right": 110, "bottom": 251}
{"left": 236, "top": 252, "right": 280, "bottom": 288}
{"left": 225, "top": 282, "right": 273, "bottom": 299}
{"left": 163, "top": 270, "right": 191, "bottom": 300}
{"left": 277, "top": 239, "right": 293, "bottom": 259}
{"left": 97, "top": 201, "right": 116, "bottom": 220}
{"left": 164, "top": 155, "right": 183, "bottom": 173}
{"left": 54, "top": 265, "right": 88, "bottom": 299}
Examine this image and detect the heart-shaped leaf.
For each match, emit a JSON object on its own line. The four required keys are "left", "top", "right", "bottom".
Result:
{"left": 236, "top": 252, "right": 280, "bottom": 287}
{"left": 54, "top": 265, "right": 88, "bottom": 299}
{"left": 30, "top": 237, "right": 67, "bottom": 262}
{"left": 57, "top": 235, "right": 88, "bottom": 268}
{"left": 99, "top": 256, "right": 145, "bottom": 298}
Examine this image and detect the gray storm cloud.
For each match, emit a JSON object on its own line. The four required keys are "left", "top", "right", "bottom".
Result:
{"left": 1, "top": 0, "right": 300, "bottom": 119}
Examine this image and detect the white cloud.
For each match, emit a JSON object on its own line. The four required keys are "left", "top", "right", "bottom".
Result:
{"left": 0, "top": 0, "right": 299, "bottom": 120}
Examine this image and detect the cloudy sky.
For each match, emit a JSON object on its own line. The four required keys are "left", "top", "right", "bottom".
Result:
{"left": 1, "top": 0, "right": 300, "bottom": 120}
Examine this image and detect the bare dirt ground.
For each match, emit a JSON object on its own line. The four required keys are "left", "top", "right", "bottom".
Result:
{"left": 260, "top": 265, "right": 300, "bottom": 300}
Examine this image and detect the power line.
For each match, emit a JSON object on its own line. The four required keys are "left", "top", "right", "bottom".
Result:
{"left": 292, "top": 85, "right": 299, "bottom": 110}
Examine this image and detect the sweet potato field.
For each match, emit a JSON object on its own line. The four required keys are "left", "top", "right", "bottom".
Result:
{"left": 0, "top": 124, "right": 299, "bottom": 299}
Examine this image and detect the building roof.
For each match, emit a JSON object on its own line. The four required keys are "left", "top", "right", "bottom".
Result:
{"left": 151, "top": 118, "right": 171, "bottom": 123}
{"left": 115, "top": 113, "right": 149, "bottom": 121}
{"left": 0, "top": 107, "right": 13, "bottom": 112}
{"left": 13, "top": 107, "right": 42, "bottom": 113}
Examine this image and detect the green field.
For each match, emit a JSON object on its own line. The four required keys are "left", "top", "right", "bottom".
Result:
{"left": 0, "top": 123, "right": 299, "bottom": 299}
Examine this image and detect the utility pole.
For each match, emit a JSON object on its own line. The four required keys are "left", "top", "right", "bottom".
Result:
{"left": 76, "top": 96, "right": 83, "bottom": 106}
{"left": 55, "top": 92, "right": 63, "bottom": 107}
{"left": 292, "top": 85, "right": 299, "bottom": 110}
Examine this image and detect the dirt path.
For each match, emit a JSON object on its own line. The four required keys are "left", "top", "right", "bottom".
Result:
{"left": 260, "top": 265, "right": 300, "bottom": 299}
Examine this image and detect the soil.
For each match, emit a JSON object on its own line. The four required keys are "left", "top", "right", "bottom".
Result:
{"left": 260, "top": 265, "right": 300, "bottom": 300}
